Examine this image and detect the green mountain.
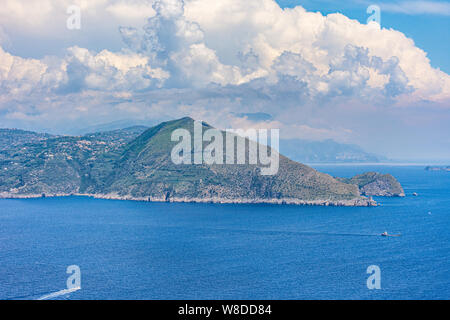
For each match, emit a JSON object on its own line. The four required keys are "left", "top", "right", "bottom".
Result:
{"left": 0, "top": 129, "right": 54, "bottom": 151}
{"left": 0, "top": 126, "right": 146, "bottom": 195}
{"left": 0, "top": 117, "right": 398, "bottom": 206}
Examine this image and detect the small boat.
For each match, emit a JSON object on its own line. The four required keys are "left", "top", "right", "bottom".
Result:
{"left": 381, "top": 231, "right": 401, "bottom": 237}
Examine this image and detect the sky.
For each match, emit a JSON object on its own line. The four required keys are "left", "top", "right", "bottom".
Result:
{"left": 0, "top": 0, "right": 449, "bottom": 160}
{"left": 278, "top": 0, "right": 450, "bottom": 73}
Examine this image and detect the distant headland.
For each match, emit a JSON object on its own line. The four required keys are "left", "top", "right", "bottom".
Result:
{"left": 425, "top": 166, "right": 450, "bottom": 172}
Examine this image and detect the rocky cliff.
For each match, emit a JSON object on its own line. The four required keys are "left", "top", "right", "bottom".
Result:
{"left": 338, "top": 172, "right": 405, "bottom": 197}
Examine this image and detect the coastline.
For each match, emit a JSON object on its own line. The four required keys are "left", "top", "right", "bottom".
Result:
{"left": 0, "top": 192, "right": 377, "bottom": 207}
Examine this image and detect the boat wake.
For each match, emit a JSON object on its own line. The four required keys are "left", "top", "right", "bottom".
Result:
{"left": 4, "top": 287, "right": 80, "bottom": 300}
{"left": 201, "top": 227, "right": 382, "bottom": 237}
{"left": 37, "top": 287, "right": 81, "bottom": 300}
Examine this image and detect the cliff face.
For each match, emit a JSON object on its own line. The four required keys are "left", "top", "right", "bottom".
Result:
{"left": 0, "top": 117, "right": 377, "bottom": 206}
{"left": 338, "top": 172, "right": 405, "bottom": 197}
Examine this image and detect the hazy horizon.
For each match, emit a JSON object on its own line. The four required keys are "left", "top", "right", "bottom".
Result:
{"left": 2, "top": 117, "right": 450, "bottom": 164}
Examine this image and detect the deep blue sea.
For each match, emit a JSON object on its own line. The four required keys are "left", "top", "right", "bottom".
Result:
{"left": 0, "top": 165, "right": 449, "bottom": 300}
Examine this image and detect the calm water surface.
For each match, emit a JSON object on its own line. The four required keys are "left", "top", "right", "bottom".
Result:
{"left": 0, "top": 165, "right": 449, "bottom": 299}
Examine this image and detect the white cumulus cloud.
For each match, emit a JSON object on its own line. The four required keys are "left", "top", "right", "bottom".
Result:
{"left": 0, "top": 0, "right": 449, "bottom": 156}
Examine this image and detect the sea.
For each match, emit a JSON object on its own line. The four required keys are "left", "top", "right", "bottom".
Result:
{"left": 0, "top": 165, "right": 449, "bottom": 300}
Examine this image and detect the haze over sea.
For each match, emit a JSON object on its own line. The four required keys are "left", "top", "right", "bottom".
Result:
{"left": 1, "top": 165, "right": 449, "bottom": 300}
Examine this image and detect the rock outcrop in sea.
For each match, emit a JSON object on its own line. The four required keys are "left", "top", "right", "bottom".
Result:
{"left": 337, "top": 172, "right": 405, "bottom": 197}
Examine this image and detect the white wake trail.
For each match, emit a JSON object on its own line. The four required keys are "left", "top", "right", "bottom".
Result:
{"left": 37, "top": 287, "right": 81, "bottom": 300}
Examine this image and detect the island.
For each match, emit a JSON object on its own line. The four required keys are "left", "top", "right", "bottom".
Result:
{"left": 337, "top": 172, "right": 405, "bottom": 197}
{"left": 425, "top": 166, "right": 450, "bottom": 172}
{"left": 0, "top": 117, "right": 404, "bottom": 206}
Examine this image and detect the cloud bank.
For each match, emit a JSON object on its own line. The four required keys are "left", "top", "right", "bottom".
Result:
{"left": 0, "top": 0, "right": 449, "bottom": 158}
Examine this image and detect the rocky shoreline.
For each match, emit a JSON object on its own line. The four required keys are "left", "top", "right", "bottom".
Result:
{"left": 0, "top": 118, "right": 402, "bottom": 207}
{"left": 0, "top": 192, "right": 377, "bottom": 207}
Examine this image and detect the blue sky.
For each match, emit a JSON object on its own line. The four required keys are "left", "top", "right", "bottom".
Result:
{"left": 0, "top": 0, "right": 449, "bottom": 160}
